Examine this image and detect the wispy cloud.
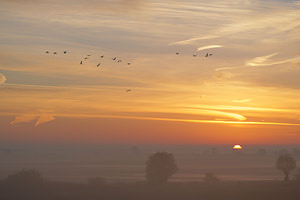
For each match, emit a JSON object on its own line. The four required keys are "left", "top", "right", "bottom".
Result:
{"left": 43, "top": 113, "right": 300, "bottom": 127}
{"left": 0, "top": 73, "right": 6, "bottom": 84}
{"left": 216, "top": 54, "right": 300, "bottom": 71}
{"left": 34, "top": 112, "right": 55, "bottom": 127}
{"left": 197, "top": 45, "right": 223, "bottom": 51}
{"left": 10, "top": 111, "right": 55, "bottom": 127}
{"left": 10, "top": 114, "right": 37, "bottom": 126}
{"left": 246, "top": 53, "right": 278, "bottom": 66}
{"left": 168, "top": 36, "right": 219, "bottom": 46}
{"left": 232, "top": 99, "right": 252, "bottom": 103}
{"left": 184, "top": 109, "right": 247, "bottom": 121}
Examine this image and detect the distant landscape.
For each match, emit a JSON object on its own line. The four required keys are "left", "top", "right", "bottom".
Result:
{"left": 1, "top": 144, "right": 300, "bottom": 182}
{"left": 1, "top": 144, "right": 300, "bottom": 199}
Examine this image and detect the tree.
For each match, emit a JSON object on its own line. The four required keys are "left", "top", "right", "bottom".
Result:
{"left": 295, "top": 169, "right": 300, "bottom": 182}
{"left": 203, "top": 172, "right": 219, "bottom": 183}
{"left": 146, "top": 152, "right": 178, "bottom": 184}
{"left": 275, "top": 154, "right": 296, "bottom": 181}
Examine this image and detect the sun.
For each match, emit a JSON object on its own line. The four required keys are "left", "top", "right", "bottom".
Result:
{"left": 233, "top": 144, "right": 243, "bottom": 150}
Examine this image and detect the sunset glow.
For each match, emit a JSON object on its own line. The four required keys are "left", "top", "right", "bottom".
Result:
{"left": 233, "top": 145, "right": 243, "bottom": 150}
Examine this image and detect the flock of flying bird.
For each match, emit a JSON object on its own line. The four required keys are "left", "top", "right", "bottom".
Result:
{"left": 176, "top": 52, "right": 213, "bottom": 57}
{"left": 45, "top": 50, "right": 214, "bottom": 92}
{"left": 45, "top": 50, "right": 133, "bottom": 92}
{"left": 45, "top": 50, "right": 131, "bottom": 67}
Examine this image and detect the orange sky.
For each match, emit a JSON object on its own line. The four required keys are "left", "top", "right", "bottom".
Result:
{"left": 0, "top": 0, "right": 300, "bottom": 144}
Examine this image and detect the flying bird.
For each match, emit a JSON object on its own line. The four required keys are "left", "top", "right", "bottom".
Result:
{"left": 97, "top": 63, "right": 101, "bottom": 67}
{"left": 126, "top": 89, "right": 132, "bottom": 92}
{"left": 176, "top": 52, "right": 179, "bottom": 55}
{"left": 45, "top": 51, "right": 49, "bottom": 54}
{"left": 54, "top": 52, "right": 57, "bottom": 55}
{"left": 205, "top": 53, "right": 209, "bottom": 57}
{"left": 127, "top": 62, "right": 131, "bottom": 65}
{"left": 100, "top": 55, "right": 104, "bottom": 58}
{"left": 118, "top": 60, "right": 122, "bottom": 63}
{"left": 84, "top": 57, "right": 88, "bottom": 60}
{"left": 63, "top": 51, "right": 67, "bottom": 54}
{"left": 112, "top": 57, "right": 117, "bottom": 60}
{"left": 209, "top": 53, "right": 213, "bottom": 56}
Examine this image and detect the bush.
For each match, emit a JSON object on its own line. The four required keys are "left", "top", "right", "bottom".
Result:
{"left": 4, "top": 169, "right": 44, "bottom": 186}
{"left": 203, "top": 172, "right": 219, "bottom": 182}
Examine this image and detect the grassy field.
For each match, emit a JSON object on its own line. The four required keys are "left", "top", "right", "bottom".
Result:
{"left": 0, "top": 180, "right": 299, "bottom": 200}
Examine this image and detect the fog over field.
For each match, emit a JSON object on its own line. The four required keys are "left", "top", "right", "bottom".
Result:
{"left": 1, "top": 144, "right": 299, "bottom": 183}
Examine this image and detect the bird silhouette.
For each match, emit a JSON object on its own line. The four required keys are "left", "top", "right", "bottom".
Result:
{"left": 118, "top": 60, "right": 122, "bottom": 63}
{"left": 176, "top": 52, "right": 179, "bottom": 55}
{"left": 45, "top": 51, "right": 49, "bottom": 54}
{"left": 209, "top": 53, "right": 213, "bottom": 56}
{"left": 84, "top": 57, "right": 88, "bottom": 60}
{"left": 127, "top": 62, "right": 131, "bottom": 65}
{"left": 100, "top": 55, "right": 104, "bottom": 58}
{"left": 80, "top": 61, "right": 83, "bottom": 64}
{"left": 63, "top": 51, "right": 67, "bottom": 54}
{"left": 97, "top": 63, "right": 101, "bottom": 67}
{"left": 205, "top": 53, "right": 209, "bottom": 57}
{"left": 54, "top": 52, "right": 57, "bottom": 55}
{"left": 126, "top": 89, "right": 132, "bottom": 92}
{"left": 112, "top": 57, "right": 117, "bottom": 60}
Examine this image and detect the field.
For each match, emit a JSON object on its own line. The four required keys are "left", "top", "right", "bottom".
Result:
{"left": 0, "top": 179, "right": 300, "bottom": 200}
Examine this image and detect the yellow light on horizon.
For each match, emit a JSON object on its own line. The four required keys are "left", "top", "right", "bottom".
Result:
{"left": 233, "top": 144, "right": 243, "bottom": 150}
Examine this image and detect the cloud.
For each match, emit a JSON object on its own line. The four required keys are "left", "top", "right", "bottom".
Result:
{"left": 10, "top": 111, "right": 55, "bottom": 127}
{"left": 35, "top": 113, "right": 56, "bottom": 127}
{"left": 0, "top": 0, "right": 146, "bottom": 12}
{"left": 215, "top": 54, "right": 300, "bottom": 72}
{"left": 168, "top": 36, "right": 219, "bottom": 46}
{"left": 10, "top": 114, "right": 37, "bottom": 126}
{"left": 213, "top": 71, "right": 235, "bottom": 80}
{"left": 197, "top": 45, "right": 223, "bottom": 51}
{"left": 246, "top": 53, "right": 278, "bottom": 66}
{"left": 0, "top": 73, "right": 6, "bottom": 84}
{"left": 56, "top": 112, "right": 300, "bottom": 126}
{"left": 232, "top": 99, "right": 252, "bottom": 103}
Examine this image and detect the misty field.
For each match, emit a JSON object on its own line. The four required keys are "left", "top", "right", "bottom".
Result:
{"left": 1, "top": 144, "right": 299, "bottom": 182}
{"left": 1, "top": 144, "right": 300, "bottom": 199}
{"left": 0, "top": 179, "right": 300, "bottom": 200}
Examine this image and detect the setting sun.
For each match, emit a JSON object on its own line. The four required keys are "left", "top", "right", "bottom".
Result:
{"left": 233, "top": 144, "right": 243, "bottom": 150}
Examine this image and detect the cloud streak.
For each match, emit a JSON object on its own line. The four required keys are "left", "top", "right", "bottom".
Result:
{"left": 0, "top": 73, "right": 6, "bottom": 84}
{"left": 168, "top": 36, "right": 219, "bottom": 46}
{"left": 216, "top": 54, "right": 300, "bottom": 71}
{"left": 232, "top": 99, "right": 252, "bottom": 103}
{"left": 45, "top": 113, "right": 300, "bottom": 127}
{"left": 10, "top": 111, "right": 55, "bottom": 127}
{"left": 197, "top": 45, "right": 223, "bottom": 51}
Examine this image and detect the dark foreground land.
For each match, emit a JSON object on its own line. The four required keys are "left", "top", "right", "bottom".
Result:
{"left": 0, "top": 180, "right": 299, "bottom": 200}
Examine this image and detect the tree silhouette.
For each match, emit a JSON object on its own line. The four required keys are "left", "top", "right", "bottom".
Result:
{"left": 275, "top": 154, "right": 296, "bottom": 181}
{"left": 146, "top": 152, "right": 178, "bottom": 184}
{"left": 203, "top": 172, "right": 219, "bottom": 182}
{"left": 295, "top": 169, "right": 300, "bottom": 182}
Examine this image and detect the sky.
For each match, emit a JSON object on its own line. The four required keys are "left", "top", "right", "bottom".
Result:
{"left": 0, "top": 0, "right": 300, "bottom": 144}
